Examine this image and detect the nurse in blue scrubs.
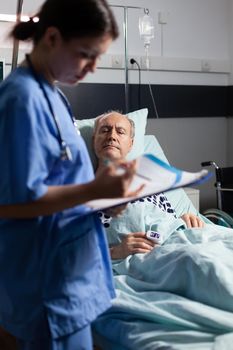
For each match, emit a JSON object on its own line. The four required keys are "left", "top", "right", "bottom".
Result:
{"left": 0, "top": 0, "right": 140, "bottom": 349}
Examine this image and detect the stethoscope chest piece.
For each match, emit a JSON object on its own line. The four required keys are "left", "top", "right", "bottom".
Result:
{"left": 60, "top": 141, "right": 73, "bottom": 162}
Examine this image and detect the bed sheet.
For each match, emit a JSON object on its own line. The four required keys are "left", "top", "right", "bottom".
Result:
{"left": 93, "top": 223, "right": 233, "bottom": 349}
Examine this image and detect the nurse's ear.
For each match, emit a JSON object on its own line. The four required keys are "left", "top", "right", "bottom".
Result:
{"left": 43, "top": 27, "right": 62, "bottom": 48}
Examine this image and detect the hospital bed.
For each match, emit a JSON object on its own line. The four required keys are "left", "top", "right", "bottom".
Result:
{"left": 92, "top": 133, "right": 203, "bottom": 350}
{"left": 91, "top": 134, "right": 233, "bottom": 350}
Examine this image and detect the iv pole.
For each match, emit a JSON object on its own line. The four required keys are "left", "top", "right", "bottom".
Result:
{"left": 110, "top": 5, "right": 145, "bottom": 113}
{"left": 10, "top": 2, "right": 150, "bottom": 113}
{"left": 11, "top": 0, "right": 24, "bottom": 71}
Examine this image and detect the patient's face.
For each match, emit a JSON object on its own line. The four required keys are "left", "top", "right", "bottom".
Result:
{"left": 93, "top": 112, "right": 134, "bottom": 161}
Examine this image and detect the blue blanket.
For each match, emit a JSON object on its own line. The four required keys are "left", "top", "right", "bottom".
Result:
{"left": 93, "top": 201, "right": 233, "bottom": 349}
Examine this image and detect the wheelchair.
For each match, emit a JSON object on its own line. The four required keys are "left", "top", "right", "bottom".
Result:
{"left": 201, "top": 161, "right": 233, "bottom": 228}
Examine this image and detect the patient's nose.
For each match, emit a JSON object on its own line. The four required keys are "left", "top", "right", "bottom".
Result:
{"left": 108, "top": 128, "right": 117, "bottom": 140}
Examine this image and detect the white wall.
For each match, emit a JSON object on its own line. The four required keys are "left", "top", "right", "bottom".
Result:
{"left": 0, "top": 0, "right": 44, "bottom": 15}
{"left": 0, "top": 0, "right": 231, "bottom": 85}
{"left": 146, "top": 117, "right": 227, "bottom": 210}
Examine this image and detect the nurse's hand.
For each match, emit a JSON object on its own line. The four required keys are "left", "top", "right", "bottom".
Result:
{"left": 180, "top": 213, "right": 205, "bottom": 228}
{"left": 110, "top": 232, "right": 157, "bottom": 259}
{"left": 104, "top": 204, "right": 128, "bottom": 217}
{"left": 93, "top": 159, "right": 144, "bottom": 199}
{"left": 0, "top": 160, "right": 142, "bottom": 219}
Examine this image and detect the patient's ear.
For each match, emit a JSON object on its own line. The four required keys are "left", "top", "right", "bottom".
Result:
{"left": 92, "top": 134, "right": 96, "bottom": 155}
{"left": 129, "top": 137, "right": 134, "bottom": 150}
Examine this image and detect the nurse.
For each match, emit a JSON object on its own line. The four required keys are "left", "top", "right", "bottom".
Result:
{"left": 0, "top": 0, "right": 141, "bottom": 349}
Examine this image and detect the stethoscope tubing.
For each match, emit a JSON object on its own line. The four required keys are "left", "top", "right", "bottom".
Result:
{"left": 25, "top": 54, "right": 74, "bottom": 161}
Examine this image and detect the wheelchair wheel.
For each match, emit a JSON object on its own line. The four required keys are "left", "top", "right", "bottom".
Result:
{"left": 203, "top": 208, "right": 233, "bottom": 228}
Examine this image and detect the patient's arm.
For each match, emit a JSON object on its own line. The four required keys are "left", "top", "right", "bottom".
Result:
{"left": 180, "top": 213, "right": 205, "bottom": 228}
{"left": 110, "top": 232, "right": 157, "bottom": 259}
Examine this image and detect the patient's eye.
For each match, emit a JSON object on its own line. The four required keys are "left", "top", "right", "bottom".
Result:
{"left": 117, "top": 128, "right": 126, "bottom": 135}
{"left": 99, "top": 126, "right": 110, "bottom": 133}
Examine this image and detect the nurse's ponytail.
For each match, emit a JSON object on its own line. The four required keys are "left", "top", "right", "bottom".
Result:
{"left": 11, "top": 18, "right": 39, "bottom": 41}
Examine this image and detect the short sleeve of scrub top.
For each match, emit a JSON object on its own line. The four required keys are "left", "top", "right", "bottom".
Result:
{"left": 0, "top": 80, "right": 50, "bottom": 203}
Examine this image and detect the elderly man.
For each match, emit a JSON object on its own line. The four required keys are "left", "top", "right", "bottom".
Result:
{"left": 93, "top": 111, "right": 204, "bottom": 260}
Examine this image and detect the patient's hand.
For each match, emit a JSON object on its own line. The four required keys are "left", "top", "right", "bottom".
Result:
{"left": 180, "top": 213, "right": 205, "bottom": 228}
{"left": 110, "top": 232, "right": 157, "bottom": 259}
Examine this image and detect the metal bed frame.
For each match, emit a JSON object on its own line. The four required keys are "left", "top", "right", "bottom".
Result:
{"left": 201, "top": 161, "right": 233, "bottom": 228}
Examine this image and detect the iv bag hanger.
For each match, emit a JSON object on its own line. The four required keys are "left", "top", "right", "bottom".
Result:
{"left": 10, "top": 2, "right": 154, "bottom": 113}
{"left": 111, "top": 5, "right": 154, "bottom": 113}
{"left": 11, "top": 0, "right": 24, "bottom": 71}
{"left": 139, "top": 8, "right": 155, "bottom": 47}
{"left": 139, "top": 8, "right": 155, "bottom": 70}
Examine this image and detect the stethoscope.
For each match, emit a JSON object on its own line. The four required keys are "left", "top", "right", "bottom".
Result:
{"left": 25, "top": 54, "right": 78, "bottom": 162}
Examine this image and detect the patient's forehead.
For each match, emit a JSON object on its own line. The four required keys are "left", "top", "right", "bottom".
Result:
{"left": 97, "top": 113, "right": 131, "bottom": 129}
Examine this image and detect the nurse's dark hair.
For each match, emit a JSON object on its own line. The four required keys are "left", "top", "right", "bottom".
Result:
{"left": 11, "top": 0, "right": 118, "bottom": 43}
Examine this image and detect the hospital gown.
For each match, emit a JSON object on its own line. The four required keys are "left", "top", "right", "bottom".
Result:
{"left": 99, "top": 192, "right": 178, "bottom": 246}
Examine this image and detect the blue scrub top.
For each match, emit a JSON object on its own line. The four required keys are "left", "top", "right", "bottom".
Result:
{"left": 0, "top": 67, "right": 115, "bottom": 340}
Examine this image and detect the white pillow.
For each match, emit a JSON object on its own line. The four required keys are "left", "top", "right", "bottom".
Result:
{"left": 77, "top": 108, "right": 148, "bottom": 169}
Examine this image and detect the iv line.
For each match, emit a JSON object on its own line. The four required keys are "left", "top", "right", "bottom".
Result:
{"left": 144, "top": 45, "right": 159, "bottom": 119}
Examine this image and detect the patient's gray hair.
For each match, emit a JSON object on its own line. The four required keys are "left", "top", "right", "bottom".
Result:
{"left": 94, "top": 110, "right": 135, "bottom": 139}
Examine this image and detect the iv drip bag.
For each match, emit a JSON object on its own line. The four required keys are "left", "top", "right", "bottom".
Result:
{"left": 139, "top": 12, "right": 154, "bottom": 46}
